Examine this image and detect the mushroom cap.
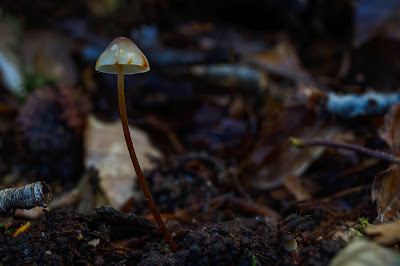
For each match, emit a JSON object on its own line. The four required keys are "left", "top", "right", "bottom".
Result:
{"left": 282, "top": 235, "right": 297, "bottom": 252}
{"left": 95, "top": 37, "right": 150, "bottom": 75}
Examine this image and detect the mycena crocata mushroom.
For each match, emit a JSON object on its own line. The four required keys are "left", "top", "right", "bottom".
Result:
{"left": 95, "top": 37, "right": 179, "bottom": 252}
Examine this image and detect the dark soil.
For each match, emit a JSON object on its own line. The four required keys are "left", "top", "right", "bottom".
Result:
{"left": 0, "top": 0, "right": 395, "bottom": 265}
{"left": 0, "top": 207, "right": 343, "bottom": 265}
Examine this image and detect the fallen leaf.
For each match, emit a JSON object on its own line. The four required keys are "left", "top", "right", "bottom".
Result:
{"left": 329, "top": 237, "right": 400, "bottom": 266}
{"left": 283, "top": 175, "right": 320, "bottom": 201}
{"left": 365, "top": 220, "right": 400, "bottom": 245}
{"left": 243, "top": 106, "right": 340, "bottom": 189}
{"left": 379, "top": 104, "right": 400, "bottom": 154}
{"left": 372, "top": 165, "right": 400, "bottom": 222}
{"left": 373, "top": 104, "right": 400, "bottom": 222}
{"left": 84, "top": 115, "right": 162, "bottom": 210}
{"left": 248, "top": 41, "right": 310, "bottom": 81}
{"left": 331, "top": 222, "right": 360, "bottom": 244}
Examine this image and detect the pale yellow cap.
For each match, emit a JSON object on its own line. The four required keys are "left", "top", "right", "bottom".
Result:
{"left": 95, "top": 36, "right": 150, "bottom": 75}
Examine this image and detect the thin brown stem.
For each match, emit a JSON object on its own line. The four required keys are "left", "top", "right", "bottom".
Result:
{"left": 117, "top": 65, "right": 179, "bottom": 253}
{"left": 290, "top": 137, "right": 400, "bottom": 165}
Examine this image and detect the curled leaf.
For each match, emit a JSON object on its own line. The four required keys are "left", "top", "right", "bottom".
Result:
{"left": 373, "top": 104, "right": 400, "bottom": 222}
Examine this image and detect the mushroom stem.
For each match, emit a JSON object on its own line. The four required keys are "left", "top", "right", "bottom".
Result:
{"left": 117, "top": 65, "right": 179, "bottom": 253}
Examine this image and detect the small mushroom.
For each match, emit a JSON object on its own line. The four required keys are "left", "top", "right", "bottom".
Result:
{"left": 282, "top": 235, "right": 302, "bottom": 264}
{"left": 95, "top": 36, "right": 149, "bottom": 75}
{"left": 282, "top": 234, "right": 297, "bottom": 252}
{"left": 95, "top": 37, "right": 178, "bottom": 253}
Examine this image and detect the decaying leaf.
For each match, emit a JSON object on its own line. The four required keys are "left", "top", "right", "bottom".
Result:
{"left": 372, "top": 165, "right": 400, "bottom": 222}
{"left": 365, "top": 220, "right": 400, "bottom": 245}
{"left": 379, "top": 104, "right": 400, "bottom": 154}
{"left": 283, "top": 175, "right": 320, "bottom": 201}
{"left": 84, "top": 115, "right": 162, "bottom": 210}
{"left": 248, "top": 41, "right": 310, "bottom": 82}
{"left": 244, "top": 106, "right": 340, "bottom": 189}
{"left": 329, "top": 237, "right": 400, "bottom": 266}
{"left": 373, "top": 104, "right": 400, "bottom": 222}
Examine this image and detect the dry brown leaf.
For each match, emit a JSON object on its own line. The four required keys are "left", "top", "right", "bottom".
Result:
{"left": 373, "top": 104, "right": 400, "bottom": 222}
{"left": 283, "top": 175, "right": 320, "bottom": 201}
{"left": 379, "top": 104, "right": 400, "bottom": 155}
{"left": 84, "top": 115, "right": 162, "bottom": 210}
{"left": 248, "top": 41, "right": 310, "bottom": 81}
{"left": 244, "top": 106, "right": 340, "bottom": 189}
{"left": 372, "top": 165, "right": 400, "bottom": 222}
{"left": 365, "top": 220, "right": 400, "bottom": 245}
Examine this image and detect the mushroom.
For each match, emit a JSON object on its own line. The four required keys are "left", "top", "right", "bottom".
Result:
{"left": 282, "top": 235, "right": 302, "bottom": 264}
{"left": 95, "top": 37, "right": 179, "bottom": 252}
{"left": 282, "top": 234, "right": 297, "bottom": 252}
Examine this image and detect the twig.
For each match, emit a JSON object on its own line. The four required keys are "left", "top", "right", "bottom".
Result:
{"left": 290, "top": 137, "right": 400, "bottom": 165}
{"left": 0, "top": 181, "right": 52, "bottom": 213}
{"left": 326, "top": 91, "right": 400, "bottom": 117}
{"left": 293, "top": 185, "right": 369, "bottom": 210}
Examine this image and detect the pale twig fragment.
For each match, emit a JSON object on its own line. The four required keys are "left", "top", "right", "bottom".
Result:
{"left": 327, "top": 91, "right": 400, "bottom": 117}
{"left": 0, "top": 181, "right": 52, "bottom": 213}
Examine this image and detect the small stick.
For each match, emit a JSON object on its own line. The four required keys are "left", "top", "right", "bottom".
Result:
{"left": 0, "top": 181, "right": 52, "bottom": 213}
{"left": 290, "top": 137, "right": 400, "bottom": 165}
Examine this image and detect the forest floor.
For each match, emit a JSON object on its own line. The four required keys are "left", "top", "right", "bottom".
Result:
{"left": 1, "top": 1, "right": 400, "bottom": 265}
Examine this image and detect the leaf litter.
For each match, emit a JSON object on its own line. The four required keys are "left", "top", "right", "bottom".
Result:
{"left": 1, "top": 1, "right": 400, "bottom": 265}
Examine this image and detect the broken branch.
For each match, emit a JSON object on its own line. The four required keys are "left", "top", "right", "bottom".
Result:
{"left": 0, "top": 181, "right": 52, "bottom": 213}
